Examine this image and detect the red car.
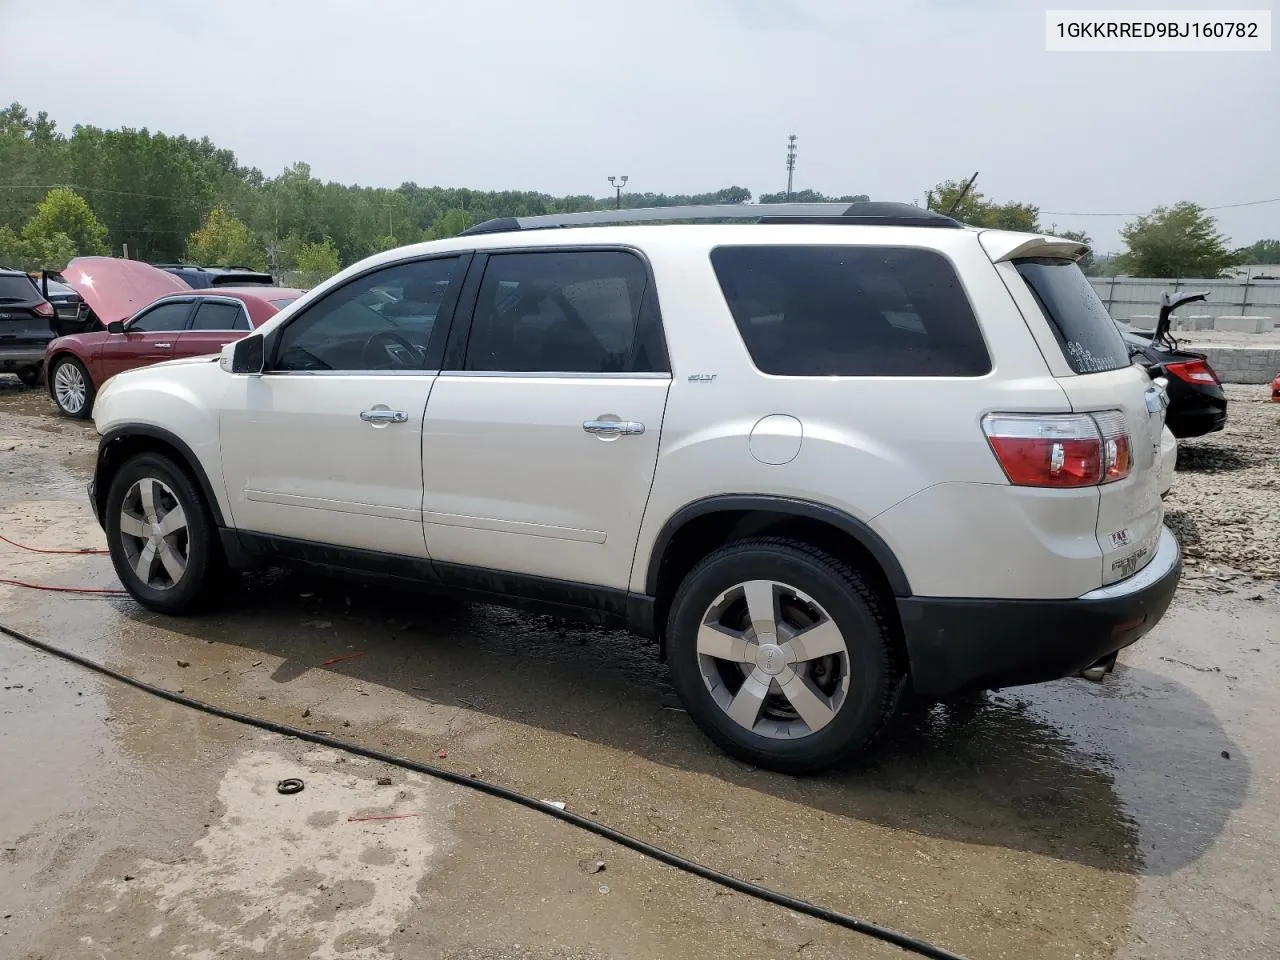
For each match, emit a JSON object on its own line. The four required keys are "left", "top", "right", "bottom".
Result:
{"left": 45, "top": 257, "right": 303, "bottom": 418}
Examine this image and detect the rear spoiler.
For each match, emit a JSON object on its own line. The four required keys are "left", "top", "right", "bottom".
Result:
{"left": 979, "top": 231, "right": 1089, "bottom": 264}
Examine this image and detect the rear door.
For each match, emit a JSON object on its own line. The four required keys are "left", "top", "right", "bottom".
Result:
{"left": 421, "top": 248, "right": 671, "bottom": 590}
{"left": 998, "top": 252, "right": 1165, "bottom": 585}
{"left": 176, "top": 297, "right": 254, "bottom": 360}
{"left": 97, "top": 298, "right": 195, "bottom": 381}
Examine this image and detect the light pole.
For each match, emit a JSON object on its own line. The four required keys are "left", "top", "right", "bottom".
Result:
{"left": 608, "top": 175, "right": 629, "bottom": 210}
{"left": 785, "top": 135, "right": 797, "bottom": 200}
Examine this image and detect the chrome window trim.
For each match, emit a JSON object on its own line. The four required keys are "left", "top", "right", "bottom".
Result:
{"left": 257, "top": 369, "right": 672, "bottom": 379}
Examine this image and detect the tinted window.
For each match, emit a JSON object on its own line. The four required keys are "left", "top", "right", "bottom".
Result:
{"left": 1015, "top": 258, "right": 1129, "bottom": 374}
{"left": 130, "top": 301, "right": 191, "bottom": 332}
{"left": 465, "top": 251, "right": 662, "bottom": 373}
{"left": 269, "top": 297, "right": 299, "bottom": 310}
{"left": 273, "top": 258, "right": 460, "bottom": 372}
{"left": 711, "top": 246, "right": 990, "bottom": 377}
{"left": 191, "top": 300, "right": 249, "bottom": 331}
{"left": 0, "top": 275, "right": 39, "bottom": 301}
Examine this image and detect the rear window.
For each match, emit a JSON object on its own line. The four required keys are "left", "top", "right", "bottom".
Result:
{"left": 710, "top": 246, "right": 991, "bottom": 377}
{"left": 1014, "top": 258, "right": 1129, "bottom": 374}
{"left": 0, "top": 275, "right": 38, "bottom": 302}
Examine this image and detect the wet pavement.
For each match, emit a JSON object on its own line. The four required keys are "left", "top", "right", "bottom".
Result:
{"left": 1, "top": 377, "right": 1278, "bottom": 959}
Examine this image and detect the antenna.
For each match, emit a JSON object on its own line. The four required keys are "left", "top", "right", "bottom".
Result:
{"left": 945, "top": 171, "right": 979, "bottom": 216}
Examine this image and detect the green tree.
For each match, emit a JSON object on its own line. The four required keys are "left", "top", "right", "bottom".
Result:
{"left": 0, "top": 226, "right": 24, "bottom": 268}
{"left": 1236, "top": 238, "right": 1280, "bottom": 264}
{"left": 1114, "top": 202, "right": 1239, "bottom": 278}
{"left": 291, "top": 239, "right": 340, "bottom": 280}
{"left": 22, "top": 187, "right": 109, "bottom": 256}
{"left": 427, "top": 208, "right": 474, "bottom": 239}
{"left": 186, "top": 205, "right": 266, "bottom": 269}
{"left": 757, "top": 189, "right": 869, "bottom": 204}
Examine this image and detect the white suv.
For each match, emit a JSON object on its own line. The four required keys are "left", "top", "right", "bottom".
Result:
{"left": 87, "top": 202, "right": 1181, "bottom": 773}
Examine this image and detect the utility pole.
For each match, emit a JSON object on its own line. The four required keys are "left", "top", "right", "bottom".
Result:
{"left": 785, "top": 134, "right": 797, "bottom": 200}
{"left": 607, "top": 175, "right": 629, "bottom": 210}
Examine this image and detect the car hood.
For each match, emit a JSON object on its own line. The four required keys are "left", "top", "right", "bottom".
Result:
{"left": 60, "top": 257, "right": 190, "bottom": 324}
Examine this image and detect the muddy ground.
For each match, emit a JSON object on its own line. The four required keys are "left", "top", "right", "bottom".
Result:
{"left": 1, "top": 378, "right": 1278, "bottom": 960}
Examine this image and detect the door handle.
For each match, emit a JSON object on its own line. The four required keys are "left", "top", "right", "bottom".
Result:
{"left": 154, "top": 342, "right": 173, "bottom": 350}
{"left": 583, "top": 419, "right": 645, "bottom": 436}
{"left": 361, "top": 408, "right": 409, "bottom": 424}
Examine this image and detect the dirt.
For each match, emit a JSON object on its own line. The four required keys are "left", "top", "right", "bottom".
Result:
{"left": 1163, "top": 384, "right": 1280, "bottom": 579}
{"left": 1, "top": 377, "right": 1279, "bottom": 959}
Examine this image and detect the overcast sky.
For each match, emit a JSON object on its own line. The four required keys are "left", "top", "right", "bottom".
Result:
{"left": 2, "top": 0, "right": 1276, "bottom": 251}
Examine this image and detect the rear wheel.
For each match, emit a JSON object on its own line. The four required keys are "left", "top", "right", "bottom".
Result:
{"left": 105, "top": 453, "right": 224, "bottom": 614}
{"left": 665, "top": 537, "right": 901, "bottom": 774}
{"left": 50, "top": 356, "right": 94, "bottom": 418}
{"left": 16, "top": 365, "right": 41, "bottom": 387}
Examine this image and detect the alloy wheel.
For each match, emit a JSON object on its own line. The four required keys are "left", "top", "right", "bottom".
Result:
{"left": 53, "top": 361, "right": 86, "bottom": 415}
{"left": 696, "top": 579, "right": 851, "bottom": 739}
{"left": 118, "top": 477, "right": 190, "bottom": 590}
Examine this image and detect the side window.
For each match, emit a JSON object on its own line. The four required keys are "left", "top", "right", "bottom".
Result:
{"left": 190, "top": 300, "right": 248, "bottom": 331}
{"left": 710, "top": 245, "right": 992, "bottom": 377}
{"left": 464, "top": 251, "right": 662, "bottom": 374}
{"left": 129, "top": 301, "right": 192, "bottom": 332}
{"left": 272, "top": 258, "right": 461, "bottom": 372}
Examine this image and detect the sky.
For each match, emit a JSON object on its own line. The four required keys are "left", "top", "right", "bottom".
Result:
{"left": 1, "top": 0, "right": 1276, "bottom": 252}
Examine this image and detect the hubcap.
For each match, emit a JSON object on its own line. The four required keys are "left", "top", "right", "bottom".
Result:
{"left": 697, "top": 580, "right": 851, "bottom": 739}
{"left": 53, "top": 362, "right": 86, "bottom": 413}
{"left": 118, "top": 477, "right": 189, "bottom": 591}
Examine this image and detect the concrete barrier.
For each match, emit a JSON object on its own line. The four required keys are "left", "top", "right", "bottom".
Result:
{"left": 1199, "top": 346, "right": 1280, "bottom": 384}
{"left": 1172, "top": 314, "right": 1215, "bottom": 332}
{"left": 1213, "top": 316, "right": 1273, "bottom": 334}
{"left": 1129, "top": 314, "right": 1158, "bottom": 331}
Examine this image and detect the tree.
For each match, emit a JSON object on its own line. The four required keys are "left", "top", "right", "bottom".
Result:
{"left": 925, "top": 180, "right": 1040, "bottom": 232}
{"left": 1236, "top": 238, "right": 1280, "bottom": 264}
{"left": 1114, "top": 202, "right": 1239, "bottom": 278}
{"left": 427, "top": 208, "right": 474, "bottom": 239}
{"left": 186, "top": 206, "right": 266, "bottom": 269}
{"left": 758, "top": 189, "right": 869, "bottom": 204}
{"left": 23, "top": 188, "right": 108, "bottom": 257}
{"left": 291, "top": 239, "right": 340, "bottom": 277}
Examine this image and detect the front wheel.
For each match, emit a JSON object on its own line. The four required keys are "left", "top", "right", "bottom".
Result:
{"left": 49, "top": 356, "right": 94, "bottom": 418}
{"left": 665, "top": 538, "right": 902, "bottom": 774}
{"left": 105, "top": 453, "right": 224, "bottom": 614}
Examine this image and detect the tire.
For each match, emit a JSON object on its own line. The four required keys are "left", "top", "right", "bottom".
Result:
{"left": 105, "top": 453, "right": 225, "bottom": 614}
{"left": 16, "top": 365, "right": 41, "bottom": 387}
{"left": 49, "top": 355, "right": 94, "bottom": 419}
{"left": 665, "top": 537, "right": 902, "bottom": 774}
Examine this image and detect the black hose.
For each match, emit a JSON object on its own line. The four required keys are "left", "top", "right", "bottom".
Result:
{"left": 0, "top": 620, "right": 970, "bottom": 960}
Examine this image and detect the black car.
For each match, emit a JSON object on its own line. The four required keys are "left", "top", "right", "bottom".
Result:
{"left": 36, "top": 273, "right": 98, "bottom": 337}
{"left": 1119, "top": 291, "right": 1227, "bottom": 439}
{"left": 0, "top": 269, "right": 56, "bottom": 385}
{"left": 154, "top": 264, "right": 276, "bottom": 288}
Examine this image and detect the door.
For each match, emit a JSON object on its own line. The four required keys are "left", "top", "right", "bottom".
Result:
{"left": 217, "top": 255, "right": 466, "bottom": 558}
{"left": 422, "top": 249, "right": 671, "bottom": 590}
{"left": 176, "top": 297, "right": 253, "bottom": 360}
{"left": 96, "top": 298, "right": 194, "bottom": 382}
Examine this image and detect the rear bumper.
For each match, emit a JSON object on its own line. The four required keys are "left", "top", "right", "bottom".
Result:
{"left": 898, "top": 526, "right": 1181, "bottom": 696}
{"left": 0, "top": 346, "right": 48, "bottom": 369}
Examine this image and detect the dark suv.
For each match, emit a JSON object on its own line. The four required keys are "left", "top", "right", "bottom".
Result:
{"left": 154, "top": 264, "right": 276, "bottom": 288}
{"left": 0, "top": 269, "right": 56, "bottom": 385}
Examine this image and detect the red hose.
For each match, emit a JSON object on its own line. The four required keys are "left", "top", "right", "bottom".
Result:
{"left": 0, "top": 533, "right": 109, "bottom": 555}
{"left": 0, "top": 577, "right": 127, "bottom": 595}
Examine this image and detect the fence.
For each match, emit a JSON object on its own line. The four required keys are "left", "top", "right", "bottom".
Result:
{"left": 1090, "top": 275, "right": 1280, "bottom": 322}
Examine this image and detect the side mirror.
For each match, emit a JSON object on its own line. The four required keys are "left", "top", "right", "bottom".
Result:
{"left": 106, "top": 320, "right": 125, "bottom": 334}
{"left": 221, "top": 334, "right": 264, "bottom": 375}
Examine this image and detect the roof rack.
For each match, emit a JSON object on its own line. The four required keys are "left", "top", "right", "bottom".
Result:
{"left": 459, "top": 201, "right": 960, "bottom": 237}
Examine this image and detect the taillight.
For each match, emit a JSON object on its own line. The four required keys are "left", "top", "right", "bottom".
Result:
{"left": 34, "top": 300, "right": 54, "bottom": 318}
{"left": 982, "top": 411, "right": 1132, "bottom": 488}
{"left": 1165, "top": 359, "right": 1218, "bottom": 385}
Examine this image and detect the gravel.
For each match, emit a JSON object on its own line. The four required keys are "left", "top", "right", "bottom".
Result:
{"left": 1164, "top": 384, "right": 1280, "bottom": 581}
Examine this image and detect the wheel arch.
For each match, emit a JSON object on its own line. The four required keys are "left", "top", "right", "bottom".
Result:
{"left": 94, "top": 426, "right": 227, "bottom": 529}
{"left": 643, "top": 495, "right": 912, "bottom": 653}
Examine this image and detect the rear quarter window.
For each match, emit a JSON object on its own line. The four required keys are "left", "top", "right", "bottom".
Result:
{"left": 710, "top": 245, "right": 991, "bottom": 377}
{"left": 1014, "top": 258, "right": 1129, "bottom": 374}
{"left": 0, "top": 275, "right": 38, "bottom": 301}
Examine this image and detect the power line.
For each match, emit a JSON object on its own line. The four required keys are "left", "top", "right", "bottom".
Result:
{"left": 1042, "top": 196, "right": 1280, "bottom": 217}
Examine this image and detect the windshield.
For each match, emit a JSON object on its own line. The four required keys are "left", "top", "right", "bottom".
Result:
{"left": 1014, "top": 258, "right": 1130, "bottom": 374}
